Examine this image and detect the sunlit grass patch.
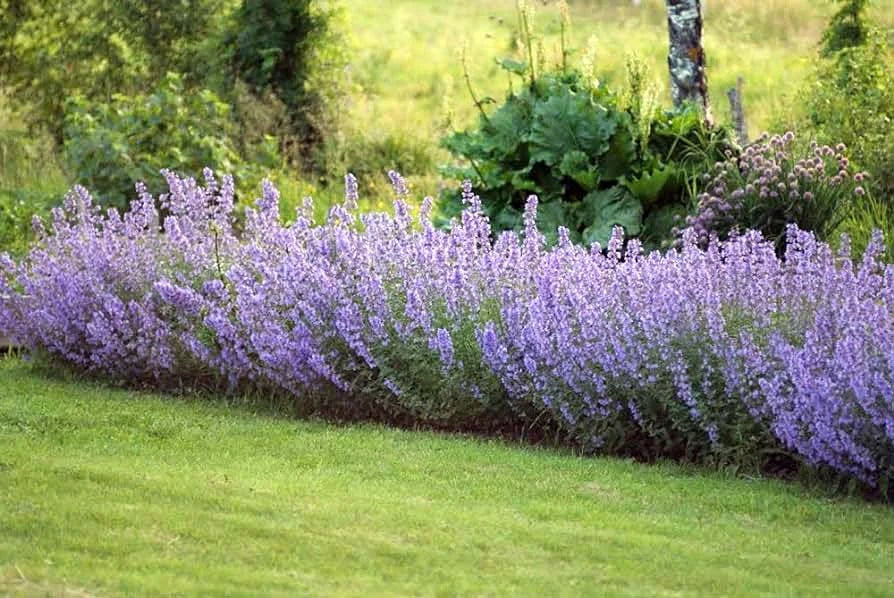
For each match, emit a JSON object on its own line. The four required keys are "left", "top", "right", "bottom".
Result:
{"left": 1, "top": 358, "right": 892, "bottom": 596}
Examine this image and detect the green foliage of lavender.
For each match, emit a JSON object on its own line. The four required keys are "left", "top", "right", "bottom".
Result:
{"left": 2, "top": 171, "right": 892, "bottom": 497}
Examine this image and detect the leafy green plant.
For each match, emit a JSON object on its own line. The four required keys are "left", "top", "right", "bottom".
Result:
{"left": 438, "top": 0, "right": 732, "bottom": 249}
{"left": 440, "top": 68, "right": 732, "bottom": 249}
{"left": 62, "top": 73, "right": 278, "bottom": 209}
{"left": 799, "top": 32, "right": 894, "bottom": 200}
{"left": 821, "top": 0, "right": 872, "bottom": 57}
{"left": 0, "top": 0, "right": 225, "bottom": 140}
{"left": 223, "top": 0, "right": 348, "bottom": 170}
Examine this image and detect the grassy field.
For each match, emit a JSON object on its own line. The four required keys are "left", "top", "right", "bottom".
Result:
{"left": 345, "top": 0, "right": 893, "bottom": 175}
{"left": 1, "top": 357, "right": 893, "bottom": 596}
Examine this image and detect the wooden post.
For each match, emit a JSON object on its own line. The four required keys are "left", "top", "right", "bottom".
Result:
{"left": 665, "top": 0, "right": 712, "bottom": 124}
{"left": 727, "top": 76, "right": 748, "bottom": 146}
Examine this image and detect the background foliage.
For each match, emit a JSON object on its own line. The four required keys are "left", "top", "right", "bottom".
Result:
{"left": 820, "top": 0, "right": 873, "bottom": 56}
{"left": 0, "top": 0, "right": 227, "bottom": 140}
{"left": 800, "top": 33, "right": 894, "bottom": 200}
{"left": 1, "top": 0, "right": 894, "bottom": 258}
{"left": 0, "top": 0, "right": 347, "bottom": 214}
{"left": 223, "top": 0, "right": 348, "bottom": 170}
{"left": 62, "top": 73, "right": 278, "bottom": 209}
{"left": 440, "top": 66, "right": 731, "bottom": 249}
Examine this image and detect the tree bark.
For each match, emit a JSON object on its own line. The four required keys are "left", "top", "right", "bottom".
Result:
{"left": 665, "top": 0, "right": 712, "bottom": 124}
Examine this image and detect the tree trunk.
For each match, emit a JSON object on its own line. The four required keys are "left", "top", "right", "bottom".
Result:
{"left": 665, "top": 0, "right": 712, "bottom": 124}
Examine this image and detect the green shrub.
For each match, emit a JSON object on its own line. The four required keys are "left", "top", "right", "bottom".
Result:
{"left": 798, "top": 16, "right": 894, "bottom": 199}
{"left": 0, "top": 0, "right": 225, "bottom": 139}
{"left": 62, "top": 73, "right": 279, "bottom": 209}
{"left": 320, "top": 129, "right": 436, "bottom": 199}
{"left": 223, "top": 0, "right": 348, "bottom": 170}
{"left": 821, "top": 0, "right": 872, "bottom": 57}
{"left": 439, "top": 68, "right": 732, "bottom": 250}
{"left": 109, "top": 0, "right": 229, "bottom": 80}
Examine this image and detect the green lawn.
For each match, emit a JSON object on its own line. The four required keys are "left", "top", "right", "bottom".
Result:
{"left": 1, "top": 358, "right": 892, "bottom": 597}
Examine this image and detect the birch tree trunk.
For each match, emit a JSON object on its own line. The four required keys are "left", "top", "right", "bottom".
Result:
{"left": 665, "top": 0, "right": 712, "bottom": 124}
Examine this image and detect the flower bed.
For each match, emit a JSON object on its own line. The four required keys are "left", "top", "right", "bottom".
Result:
{"left": 1, "top": 169, "right": 892, "bottom": 493}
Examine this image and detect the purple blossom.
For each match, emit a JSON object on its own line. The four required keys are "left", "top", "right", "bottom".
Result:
{"left": 681, "top": 132, "right": 864, "bottom": 257}
{"left": 387, "top": 170, "right": 409, "bottom": 199}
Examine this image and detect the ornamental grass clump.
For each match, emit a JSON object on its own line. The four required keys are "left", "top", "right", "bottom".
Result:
{"left": 1, "top": 169, "right": 892, "bottom": 495}
{"left": 682, "top": 132, "right": 867, "bottom": 256}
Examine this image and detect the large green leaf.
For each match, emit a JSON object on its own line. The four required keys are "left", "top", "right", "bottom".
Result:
{"left": 481, "top": 95, "right": 532, "bottom": 160}
{"left": 442, "top": 131, "right": 481, "bottom": 157}
{"left": 579, "top": 186, "right": 643, "bottom": 247}
{"left": 535, "top": 199, "right": 570, "bottom": 244}
{"left": 490, "top": 204, "right": 524, "bottom": 232}
{"left": 640, "top": 203, "right": 688, "bottom": 251}
{"left": 497, "top": 57, "right": 528, "bottom": 76}
{"left": 558, "top": 150, "right": 598, "bottom": 190}
{"left": 625, "top": 164, "right": 679, "bottom": 208}
{"left": 523, "top": 163, "right": 566, "bottom": 208}
{"left": 528, "top": 88, "right": 618, "bottom": 166}
{"left": 509, "top": 167, "right": 541, "bottom": 192}
{"left": 598, "top": 119, "right": 637, "bottom": 181}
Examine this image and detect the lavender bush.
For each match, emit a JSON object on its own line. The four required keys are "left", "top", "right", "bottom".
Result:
{"left": 1, "top": 170, "right": 892, "bottom": 494}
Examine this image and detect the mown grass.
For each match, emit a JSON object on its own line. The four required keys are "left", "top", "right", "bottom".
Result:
{"left": 1, "top": 357, "right": 893, "bottom": 596}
